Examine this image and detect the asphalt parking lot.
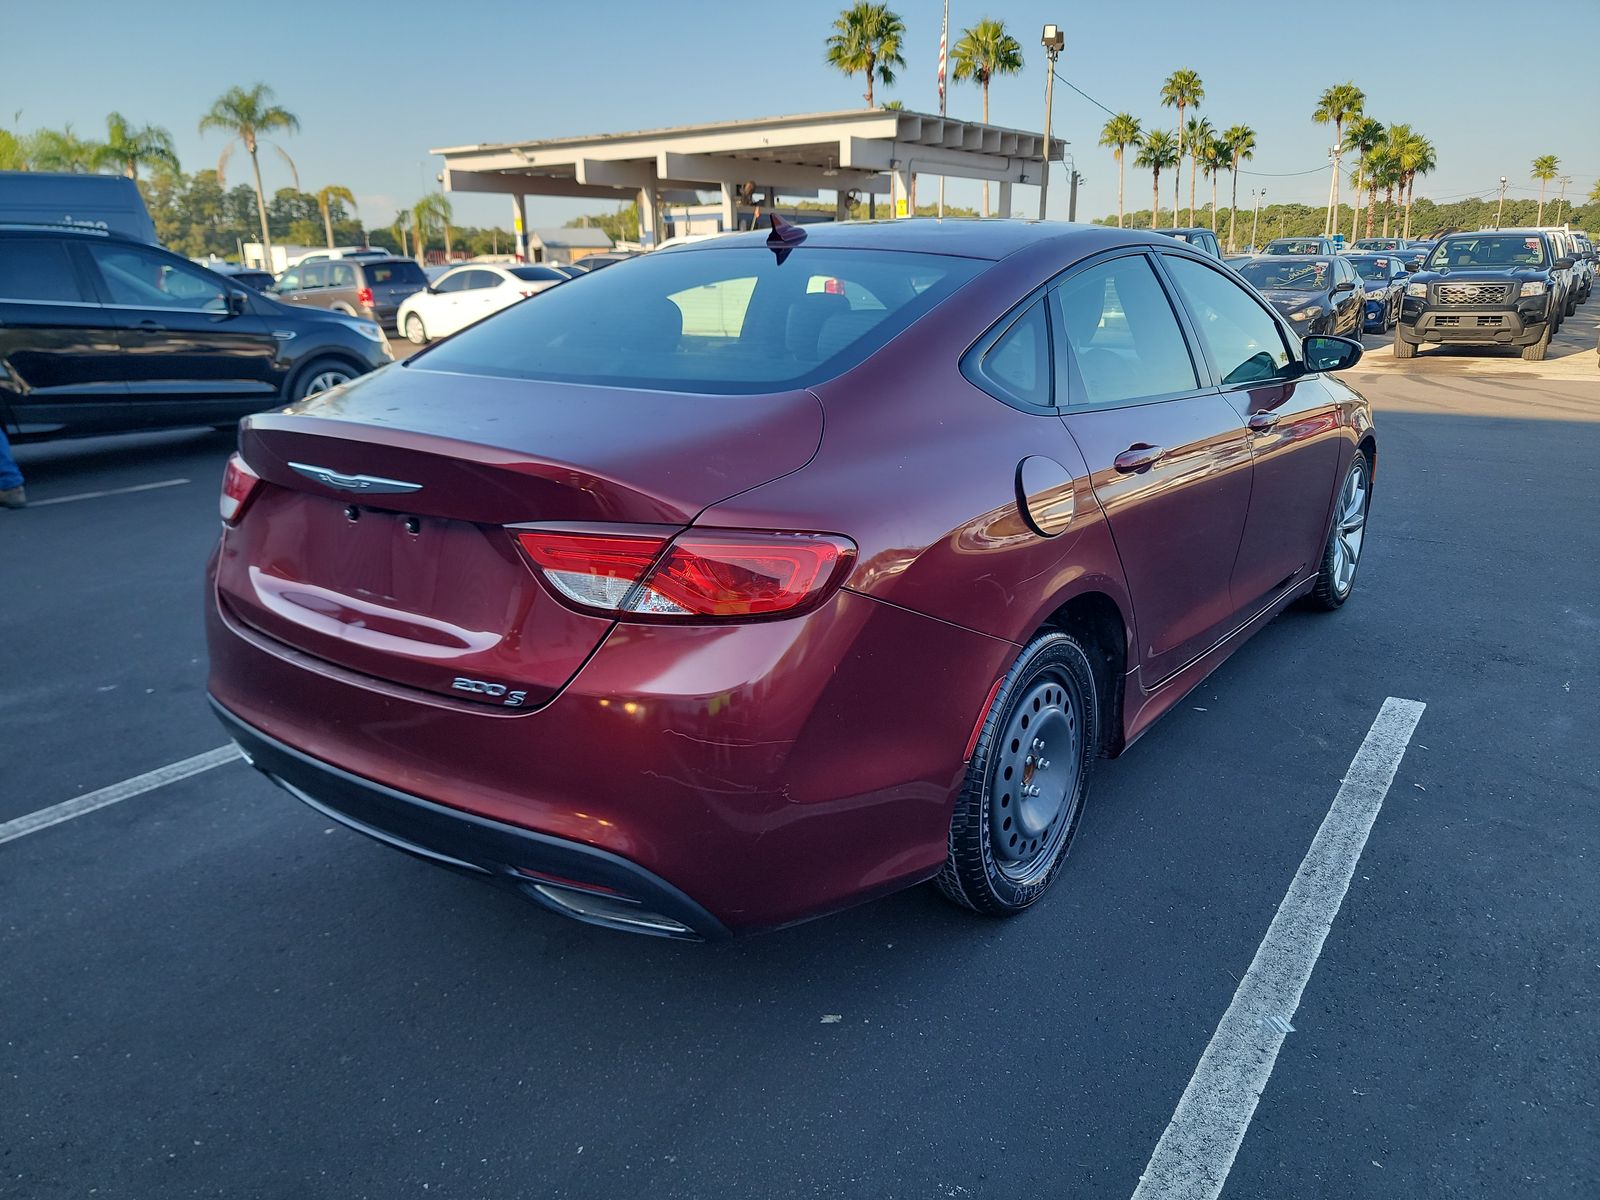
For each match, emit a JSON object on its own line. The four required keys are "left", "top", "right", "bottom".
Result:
{"left": 3, "top": 323, "right": 1598, "bottom": 1198}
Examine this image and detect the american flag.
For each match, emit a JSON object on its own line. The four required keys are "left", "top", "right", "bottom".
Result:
{"left": 937, "top": 3, "right": 948, "bottom": 113}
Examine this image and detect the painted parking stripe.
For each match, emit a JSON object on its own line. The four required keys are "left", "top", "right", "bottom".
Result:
{"left": 29, "top": 478, "right": 190, "bottom": 507}
{"left": 1130, "top": 696, "right": 1427, "bottom": 1200}
{"left": 0, "top": 745, "right": 241, "bottom": 847}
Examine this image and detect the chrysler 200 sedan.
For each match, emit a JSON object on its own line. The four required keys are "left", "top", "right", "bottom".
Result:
{"left": 206, "top": 220, "right": 1376, "bottom": 939}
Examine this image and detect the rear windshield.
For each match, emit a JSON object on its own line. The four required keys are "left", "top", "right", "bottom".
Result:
{"left": 413, "top": 246, "right": 985, "bottom": 394}
{"left": 1426, "top": 236, "right": 1547, "bottom": 270}
{"left": 364, "top": 261, "right": 427, "bottom": 286}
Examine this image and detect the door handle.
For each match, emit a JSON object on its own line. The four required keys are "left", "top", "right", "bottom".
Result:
{"left": 1247, "top": 411, "right": 1281, "bottom": 432}
{"left": 1113, "top": 444, "right": 1166, "bottom": 474}
{"left": 135, "top": 319, "right": 167, "bottom": 331}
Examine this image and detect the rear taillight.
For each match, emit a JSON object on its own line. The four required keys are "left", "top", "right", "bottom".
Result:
{"left": 356, "top": 286, "right": 374, "bottom": 307}
{"left": 518, "top": 289, "right": 537, "bottom": 297}
{"left": 219, "top": 454, "right": 261, "bottom": 524}
{"left": 514, "top": 528, "right": 854, "bottom": 621}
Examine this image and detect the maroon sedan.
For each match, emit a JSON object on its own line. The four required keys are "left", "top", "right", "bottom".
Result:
{"left": 206, "top": 219, "right": 1376, "bottom": 939}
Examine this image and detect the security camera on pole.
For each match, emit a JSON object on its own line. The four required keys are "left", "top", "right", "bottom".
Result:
{"left": 1038, "top": 23, "right": 1064, "bottom": 220}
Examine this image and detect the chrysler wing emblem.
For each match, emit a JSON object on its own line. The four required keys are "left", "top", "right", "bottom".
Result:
{"left": 288, "top": 462, "right": 423, "bottom": 495}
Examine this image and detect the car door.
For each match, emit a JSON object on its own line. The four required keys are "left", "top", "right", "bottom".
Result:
{"left": 325, "top": 261, "right": 360, "bottom": 314}
{"left": 1335, "top": 259, "right": 1363, "bottom": 334}
{"left": 84, "top": 240, "right": 280, "bottom": 415}
{"left": 425, "top": 269, "right": 471, "bottom": 334}
{"left": 0, "top": 232, "right": 129, "bottom": 436}
{"left": 1050, "top": 250, "right": 1255, "bottom": 686}
{"left": 1160, "top": 252, "right": 1344, "bottom": 614}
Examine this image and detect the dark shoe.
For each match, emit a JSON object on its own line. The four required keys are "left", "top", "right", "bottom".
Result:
{"left": 0, "top": 487, "right": 26, "bottom": 509}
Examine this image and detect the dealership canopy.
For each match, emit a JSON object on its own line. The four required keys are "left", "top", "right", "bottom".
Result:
{"left": 432, "top": 108, "right": 1065, "bottom": 250}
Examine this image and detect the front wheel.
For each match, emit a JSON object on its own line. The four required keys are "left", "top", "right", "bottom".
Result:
{"left": 936, "top": 631, "right": 1098, "bottom": 916}
{"left": 1309, "top": 451, "right": 1371, "bottom": 610}
{"left": 1393, "top": 329, "right": 1417, "bottom": 359}
{"left": 1521, "top": 326, "right": 1552, "bottom": 362}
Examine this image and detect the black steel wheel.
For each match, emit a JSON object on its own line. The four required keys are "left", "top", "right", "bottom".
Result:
{"left": 936, "top": 631, "right": 1098, "bottom": 916}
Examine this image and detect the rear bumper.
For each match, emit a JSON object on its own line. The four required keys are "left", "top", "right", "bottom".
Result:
{"left": 212, "top": 698, "right": 728, "bottom": 939}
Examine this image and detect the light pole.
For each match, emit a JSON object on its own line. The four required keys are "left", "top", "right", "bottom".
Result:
{"left": 1495, "top": 176, "right": 1507, "bottom": 229}
{"left": 1556, "top": 175, "right": 1571, "bottom": 225}
{"left": 1038, "top": 23, "right": 1064, "bottom": 220}
{"left": 1250, "top": 188, "right": 1264, "bottom": 251}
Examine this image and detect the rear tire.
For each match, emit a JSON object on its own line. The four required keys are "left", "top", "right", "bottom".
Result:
{"left": 1309, "top": 451, "right": 1371, "bottom": 610}
{"left": 404, "top": 313, "right": 427, "bottom": 345}
{"left": 1521, "top": 326, "right": 1551, "bottom": 362}
{"left": 289, "top": 357, "right": 358, "bottom": 401}
{"left": 936, "top": 631, "right": 1098, "bottom": 916}
{"left": 1393, "top": 330, "right": 1417, "bottom": 359}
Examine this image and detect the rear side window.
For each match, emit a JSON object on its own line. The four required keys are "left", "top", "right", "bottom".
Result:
{"left": 328, "top": 263, "right": 356, "bottom": 287}
{"left": 0, "top": 238, "right": 89, "bottom": 302}
{"left": 508, "top": 266, "right": 565, "bottom": 282}
{"left": 414, "top": 247, "right": 984, "bottom": 394}
{"left": 1164, "top": 255, "right": 1293, "bottom": 386}
{"left": 982, "top": 301, "right": 1051, "bottom": 407}
{"left": 365, "top": 262, "right": 427, "bottom": 286}
{"left": 1051, "top": 255, "right": 1198, "bottom": 406}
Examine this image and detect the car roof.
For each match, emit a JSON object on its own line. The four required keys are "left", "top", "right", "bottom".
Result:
{"left": 669, "top": 218, "right": 1169, "bottom": 263}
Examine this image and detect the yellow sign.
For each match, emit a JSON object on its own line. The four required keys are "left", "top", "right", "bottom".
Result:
{"left": 895, "top": 197, "right": 908, "bottom": 217}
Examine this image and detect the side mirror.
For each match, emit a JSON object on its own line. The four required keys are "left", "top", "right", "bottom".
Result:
{"left": 1302, "top": 334, "right": 1362, "bottom": 373}
{"left": 425, "top": 285, "right": 439, "bottom": 295}
{"left": 1554, "top": 256, "right": 1575, "bottom": 270}
{"left": 1333, "top": 279, "right": 1356, "bottom": 293}
{"left": 226, "top": 290, "right": 248, "bottom": 315}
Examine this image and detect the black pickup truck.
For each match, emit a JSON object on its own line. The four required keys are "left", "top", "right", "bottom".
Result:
{"left": 1396, "top": 231, "right": 1573, "bottom": 361}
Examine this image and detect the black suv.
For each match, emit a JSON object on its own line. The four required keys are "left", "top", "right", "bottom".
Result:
{"left": 1396, "top": 231, "right": 1573, "bottom": 362}
{"left": 1154, "top": 227, "right": 1222, "bottom": 258}
{"left": 0, "top": 225, "right": 392, "bottom": 441}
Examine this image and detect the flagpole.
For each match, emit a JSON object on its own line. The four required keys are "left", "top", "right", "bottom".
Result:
{"left": 937, "top": 0, "right": 949, "bottom": 219}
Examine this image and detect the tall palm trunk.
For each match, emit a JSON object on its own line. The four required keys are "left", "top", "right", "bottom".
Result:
{"left": 1116, "top": 151, "right": 1126, "bottom": 228}
{"left": 1228, "top": 163, "right": 1240, "bottom": 251}
{"left": 981, "top": 84, "right": 991, "bottom": 218}
{"left": 1189, "top": 150, "right": 1198, "bottom": 225}
{"left": 246, "top": 137, "right": 272, "bottom": 267}
{"left": 1209, "top": 171, "right": 1218, "bottom": 232}
{"left": 1382, "top": 184, "right": 1394, "bottom": 237}
{"left": 1152, "top": 168, "right": 1161, "bottom": 229}
{"left": 1402, "top": 175, "right": 1415, "bottom": 240}
{"left": 1348, "top": 166, "right": 1363, "bottom": 243}
{"left": 864, "top": 52, "right": 877, "bottom": 106}
{"left": 1173, "top": 104, "right": 1185, "bottom": 224}
{"left": 1536, "top": 179, "right": 1546, "bottom": 225}
{"left": 321, "top": 200, "right": 335, "bottom": 249}
{"left": 1366, "top": 185, "right": 1378, "bottom": 237}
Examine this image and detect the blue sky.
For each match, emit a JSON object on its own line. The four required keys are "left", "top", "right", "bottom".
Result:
{"left": 7, "top": 0, "right": 1596, "bottom": 233}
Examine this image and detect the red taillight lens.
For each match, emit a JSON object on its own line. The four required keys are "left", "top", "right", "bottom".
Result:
{"left": 219, "top": 453, "right": 261, "bottom": 524}
{"left": 822, "top": 277, "right": 845, "bottom": 295}
{"left": 356, "top": 286, "right": 374, "bottom": 306}
{"left": 515, "top": 528, "right": 854, "bottom": 621}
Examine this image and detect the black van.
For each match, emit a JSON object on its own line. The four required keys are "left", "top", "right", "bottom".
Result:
{"left": 0, "top": 224, "right": 393, "bottom": 441}
{"left": 0, "top": 171, "right": 159, "bottom": 244}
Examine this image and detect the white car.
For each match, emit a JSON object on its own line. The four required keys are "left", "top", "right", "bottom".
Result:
{"left": 396, "top": 263, "right": 569, "bottom": 344}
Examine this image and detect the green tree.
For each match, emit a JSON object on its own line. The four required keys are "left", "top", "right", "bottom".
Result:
{"left": 1199, "top": 137, "right": 1229, "bottom": 234}
{"left": 199, "top": 83, "right": 301, "bottom": 266}
{"left": 1400, "top": 133, "right": 1435, "bottom": 240}
{"left": 1312, "top": 83, "right": 1364, "bottom": 235}
{"left": 825, "top": 3, "right": 906, "bottom": 108}
{"left": 26, "top": 125, "right": 103, "bottom": 172}
{"left": 93, "top": 112, "right": 178, "bottom": 180}
{"left": 1099, "top": 113, "right": 1142, "bottom": 229}
{"left": 1184, "top": 115, "right": 1212, "bottom": 225}
{"left": 1530, "top": 154, "right": 1559, "bottom": 225}
{"left": 317, "top": 184, "right": 358, "bottom": 248}
{"left": 1221, "top": 124, "right": 1255, "bottom": 251}
{"left": 1135, "top": 129, "right": 1180, "bottom": 230}
{"left": 1159, "top": 69, "right": 1204, "bottom": 225}
{"left": 1341, "top": 117, "right": 1384, "bottom": 243}
{"left": 413, "top": 193, "right": 453, "bottom": 260}
{"left": 0, "top": 128, "right": 25, "bottom": 170}
{"left": 951, "top": 18, "right": 1023, "bottom": 216}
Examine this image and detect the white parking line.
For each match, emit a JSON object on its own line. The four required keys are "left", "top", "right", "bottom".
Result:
{"left": 29, "top": 478, "right": 191, "bottom": 507}
{"left": 0, "top": 745, "right": 242, "bottom": 847}
{"left": 1130, "top": 696, "right": 1427, "bottom": 1200}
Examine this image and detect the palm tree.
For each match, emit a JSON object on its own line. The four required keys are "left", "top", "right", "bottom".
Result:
{"left": 1312, "top": 83, "right": 1364, "bottom": 236}
{"left": 1160, "top": 69, "right": 1204, "bottom": 226}
{"left": 1369, "top": 133, "right": 1404, "bottom": 237}
{"left": 317, "top": 184, "right": 357, "bottom": 249}
{"left": 26, "top": 125, "right": 102, "bottom": 173}
{"left": 199, "top": 84, "right": 300, "bottom": 267}
{"left": 1531, "top": 154, "right": 1559, "bottom": 225}
{"left": 1199, "top": 138, "right": 1229, "bottom": 234}
{"left": 1184, "top": 115, "right": 1213, "bottom": 225}
{"left": 1099, "top": 114, "right": 1142, "bottom": 228}
{"left": 1135, "top": 130, "right": 1180, "bottom": 229}
{"left": 1221, "top": 124, "right": 1255, "bottom": 252}
{"left": 1400, "top": 134, "right": 1435, "bottom": 240}
{"left": 413, "top": 193, "right": 453, "bottom": 262}
{"left": 825, "top": 3, "right": 906, "bottom": 108}
{"left": 1342, "top": 117, "right": 1384, "bottom": 243}
{"left": 93, "top": 112, "right": 178, "bottom": 180}
{"left": 951, "top": 18, "right": 1023, "bottom": 217}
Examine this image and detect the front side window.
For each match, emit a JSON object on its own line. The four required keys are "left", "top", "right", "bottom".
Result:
{"left": 89, "top": 244, "right": 228, "bottom": 312}
{"left": 1050, "top": 255, "right": 1198, "bottom": 406}
{"left": 0, "top": 238, "right": 90, "bottom": 303}
{"left": 415, "top": 247, "right": 983, "bottom": 394}
{"left": 1164, "top": 255, "right": 1294, "bottom": 386}
{"left": 301, "top": 262, "right": 329, "bottom": 289}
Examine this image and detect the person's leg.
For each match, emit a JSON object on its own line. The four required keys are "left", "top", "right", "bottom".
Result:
{"left": 0, "top": 424, "right": 26, "bottom": 502}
